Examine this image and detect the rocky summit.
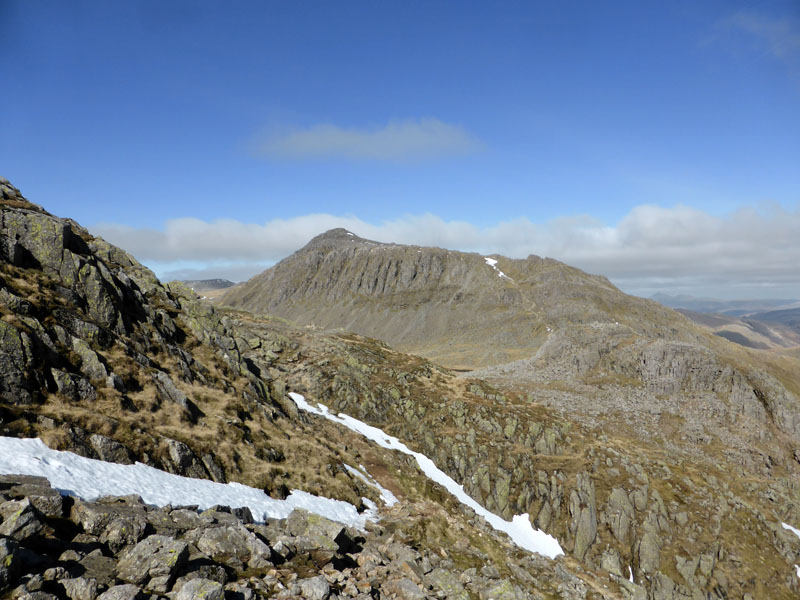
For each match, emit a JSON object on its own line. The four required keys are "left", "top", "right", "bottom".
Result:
{"left": 2, "top": 177, "right": 800, "bottom": 600}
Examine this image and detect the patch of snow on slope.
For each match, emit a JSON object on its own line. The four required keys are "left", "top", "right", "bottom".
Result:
{"left": 289, "top": 392, "right": 563, "bottom": 559}
{"left": 783, "top": 522, "right": 800, "bottom": 539}
{"left": 484, "top": 256, "right": 512, "bottom": 281}
{"left": 344, "top": 464, "right": 398, "bottom": 507}
{"left": 0, "top": 436, "right": 372, "bottom": 528}
{"left": 782, "top": 524, "right": 800, "bottom": 578}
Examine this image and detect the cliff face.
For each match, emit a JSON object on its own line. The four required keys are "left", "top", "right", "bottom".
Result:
{"left": 3, "top": 179, "right": 800, "bottom": 600}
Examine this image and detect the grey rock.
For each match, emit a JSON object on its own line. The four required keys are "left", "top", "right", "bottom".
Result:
{"left": 116, "top": 535, "right": 189, "bottom": 587}
{"left": 166, "top": 438, "right": 208, "bottom": 479}
{"left": 0, "top": 498, "right": 44, "bottom": 540}
{"left": 286, "top": 509, "right": 344, "bottom": 553}
{"left": 60, "top": 577, "right": 99, "bottom": 600}
{"left": 70, "top": 500, "right": 149, "bottom": 552}
{"left": 96, "top": 584, "right": 143, "bottom": 600}
{"left": 89, "top": 434, "right": 133, "bottom": 465}
{"left": 201, "top": 454, "right": 226, "bottom": 483}
{"left": 0, "top": 536, "right": 21, "bottom": 591}
{"left": 71, "top": 338, "right": 108, "bottom": 381}
{"left": 424, "top": 568, "right": 468, "bottom": 600}
{"left": 194, "top": 524, "right": 272, "bottom": 570}
{"left": 0, "top": 475, "right": 63, "bottom": 518}
{"left": 296, "top": 575, "right": 330, "bottom": 600}
{"left": 153, "top": 372, "right": 203, "bottom": 423}
{"left": 478, "top": 579, "right": 525, "bottom": 600}
{"left": 381, "top": 578, "right": 425, "bottom": 600}
{"left": 175, "top": 578, "right": 224, "bottom": 600}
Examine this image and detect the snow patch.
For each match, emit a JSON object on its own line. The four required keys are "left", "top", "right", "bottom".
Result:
{"left": 484, "top": 257, "right": 513, "bottom": 281}
{"left": 289, "top": 392, "right": 564, "bottom": 559}
{"left": 628, "top": 566, "right": 634, "bottom": 582}
{"left": 783, "top": 522, "right": 800, "bottom": 540}
{"left": 0, "top": 437, "right": 372, "bottom": 528}
{"left": 344, "top": 464, "right": 398, "bottom": 507}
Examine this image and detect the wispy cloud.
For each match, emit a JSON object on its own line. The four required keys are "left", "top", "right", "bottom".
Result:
{"left": 722, "top": 11, "right": 800, "bottom": 66}
{"left": 92, "top": 202, "right": 800, "bottom": 299}
{"left": 253, "top": 118, "right": 482, "bottom": 161}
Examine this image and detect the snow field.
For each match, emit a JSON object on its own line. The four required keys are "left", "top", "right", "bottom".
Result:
{"left": 0, "top": 436, "right": 374, "bottom": 528}
{"left": 288, "top": 392, "right": 564, "bottom": 559}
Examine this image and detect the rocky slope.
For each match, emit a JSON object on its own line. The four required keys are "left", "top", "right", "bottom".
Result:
{"left": 220, "top": 229, "right": 711, "bottom": 370}
{"left": 3, "top": 178, "right": 800, "bottom": 599}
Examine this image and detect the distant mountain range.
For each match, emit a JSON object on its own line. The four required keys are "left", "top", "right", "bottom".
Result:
{"left": 651, "top": 294, "right": 800, "bottom": 349}
{"left": 651, "top": 292, "right": 800, "bottom": 316}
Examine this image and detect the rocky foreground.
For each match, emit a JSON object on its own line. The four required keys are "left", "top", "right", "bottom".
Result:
{"left": 0, "top": 474, "right": 592, "bottom": 600}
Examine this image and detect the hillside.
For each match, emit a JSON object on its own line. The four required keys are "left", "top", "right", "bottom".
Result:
{"left": 2, "top": 179, "right": 800, "bottom": 599}
{"left": 220, "top": 229, "right": 707, "bottom": 370}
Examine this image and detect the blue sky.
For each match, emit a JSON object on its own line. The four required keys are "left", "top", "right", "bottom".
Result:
{"left": 1, "top": 0, "right": 799, "bottom": 298}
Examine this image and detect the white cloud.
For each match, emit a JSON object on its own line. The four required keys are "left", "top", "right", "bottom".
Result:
{"left": 91, "top": 203, "right": 800, "bottom": 299}
{"left": 722, "top": 12, "right": 800, "bottom": 68}
{"left": 254, "top": 118, "right": 482, "bottom": 161}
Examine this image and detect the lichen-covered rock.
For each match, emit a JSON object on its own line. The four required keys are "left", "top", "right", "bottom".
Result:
{"left": 175, "top": 578, "right": 225, "bottom": 600}
{"left": 0, "top": 475, "right": 63, "bottom": 518}
{"left": 70, "top": 500, "right": 149, "bottom": 552}
{"left": 0, "top": 536, "right": 21, "bottom": 592}
{"left": 0, "top": 320, "right": 36, "bottom": 405}
{"left": 89, "top": 435, "right": 133, "bottom": 465}
{"left": 60, "top": 577, "right": 99, "bottom": 600}
{"left": 0, "top": 498, "right": 44, "bottom": 541}
{"left": 296, "top": 575, "right": 330, "bottom": 600}
{"left": 96, "top": 584, "right": 144, "bottom": 600}
{"left": 193, "top": 524, "right": 271, "bottom": 571}
{"left": 115, "top": 535, "right": 188, "bottom": 587}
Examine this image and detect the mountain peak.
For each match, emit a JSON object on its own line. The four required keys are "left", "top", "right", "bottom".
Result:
{"left": 303, "top": 228, "right": 384, "bottom": 250}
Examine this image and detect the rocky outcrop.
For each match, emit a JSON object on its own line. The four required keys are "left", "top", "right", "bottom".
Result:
{"left": 0, "top": 475, "right": 597, "bottom": 600}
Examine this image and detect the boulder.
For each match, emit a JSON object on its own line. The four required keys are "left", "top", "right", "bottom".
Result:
{"left": 60, "top": 577, "right": 99, "bottom": 600}
{"left": 0, "top": 537, "right": 21, "bottom": 591}
{"left": 115, "top": 535, "right": 189, "bottom": 587}
{"left": 175, "top": 578, "right": 224, "bottom": 600}
{"left": 96, "top": 584, "right": 144, "bottom": 600}
{"left": 296, "top": 575, "right": 330, "bottom": 600}
{"left": 0, "top": 475, "right": 63, "bottom": 518}
{"left": 194, "top": 524, "right": 272, "bottom": 571}
{"left": 0, "top": 498, "right": 44, "bottom": 541}
{"left": 70, "top": 500, "right": 149, "bottom": 552}
{"left": 89, "top": 435, "right": 133, "bottom": 465}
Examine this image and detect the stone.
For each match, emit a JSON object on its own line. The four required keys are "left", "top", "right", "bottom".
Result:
{"left": 60, "top": 577, "right": 99, "bottom": 600}
{"left": 478, "top": 580, "right": 525, "bottom": 600}
{"left": 153, "top": 372, "right": 203, "bottom": 423}
{"left": 380, "top": 578, "right": 425, "bottom": 600}
{"left": 89, "top": 435, "right": 133, "bottom": 465}
{"left": 194, "top": 524, "right": 272, "bottom": 570}
{"left": 71, "top": 338, "right": 108, "bottom": 381}
{"left": 175, "top": 578, "right": 224, "bottom": 600}
{"left": 116, "top": 535, "right": 189, "bottom": 587}
{"left": 424, "top": 568, "right": 469, "bottom": 600}
{"left": 166, "top": 438, "right": 208, "bottom": 479}
{"left": 96, "top": 584, "right": 143, "bottom": 600}
{"left": 0, "top": 475, "right": 63, "bottom": 517}
{"left": 0, "top": 536, "right": 21, "bottom": 591}
{"left": 70, "top": 500, "right": 149, "bottom": 552}
{"left": 0, "top": 498, "right": 44, "bottom": 540}
{"left": 296, "top": 575, "right": 330, "bottom": 600}
{"left": 286, "top": 509, "right": 345, "bottom": 553}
